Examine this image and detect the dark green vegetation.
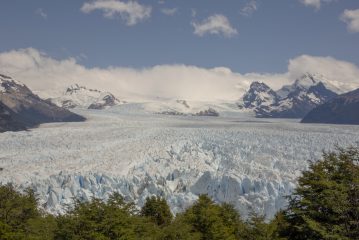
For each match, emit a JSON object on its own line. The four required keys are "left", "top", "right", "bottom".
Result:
{"left": 0, "top": 147, "right": 358, "bottom": 239}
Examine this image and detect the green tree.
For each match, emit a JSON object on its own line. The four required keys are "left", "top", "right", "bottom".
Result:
{"left": 0, "top": 184, "right": 57, "bottom": 240}
{"left": 140, "top": 196, "right": 173, "bottom": 226}
{"left": 181, "top": 195, "right": 245, "bottom": 240}
{"left": 55, "top": 193, "right": 159, "bottom": 240}
{"left": 240, "top": 211, "right": 286, "bottom": 240}
{"left": 158, "top": 215, "right": 201, "bottom": 240}
{"left": 279, "top": 146, "right": 359, "bottom": 240}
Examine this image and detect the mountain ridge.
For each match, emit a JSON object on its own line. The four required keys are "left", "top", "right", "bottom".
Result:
{"left": 301, "top": 88, "right": 359, "bottom": 125}
{"left": 238, "top": 73, "right": 338, "bottom": 118}
{"left": 0, "top": 74, "right": 85, "bottom": 132}
{"left": 50, "top": 84, "right": 123, "bottom": 110}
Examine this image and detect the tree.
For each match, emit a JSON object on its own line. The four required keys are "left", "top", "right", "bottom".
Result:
{"left": 140, "top": 196, "right": 173, "bottom": 226}
{"left": 55, "top": 193, "right": 160, "bottom": 239}
{"left": 279, "top": 146, "right": 359, "bottom": 240}
{"left": 240, "top": 211, "right": 286, "bottom": 240}
{"left": 181, "top": 195, "right": 244, "bottom": 240}
{"left": 0, "top": 184, "right": 57, "bottom": 240}
{"left": 158, "top": 215, "right": 201, "bottom": 240}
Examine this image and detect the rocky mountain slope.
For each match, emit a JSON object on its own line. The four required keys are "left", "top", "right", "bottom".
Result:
{"left": 0, "top": 74, "right": 85, "bottom": 132}
{"left": 50, "top": 84, "right": 122, "bottom": 110}
{"left": 302, "top": 88, "right": 359, "bottom": 125}
{"left": 239, "top": 73, "right": 338, "bottom": 118}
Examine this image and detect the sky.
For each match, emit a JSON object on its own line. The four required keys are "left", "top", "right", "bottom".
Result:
{"left": 0, "top": 0, "right": 359, "bottom": 101}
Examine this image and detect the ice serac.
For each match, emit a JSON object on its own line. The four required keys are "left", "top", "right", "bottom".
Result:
{"left": 0, "top": 74, "right": 85, "bottom": 132}
{"left": 50, "top": 84, "right": 123, "bottom": 110}
{"left": 302, "top": 88, "right": 359, "bottom": 125}
{"left": 240, "top": 73, "right": 338, "bottom": 118}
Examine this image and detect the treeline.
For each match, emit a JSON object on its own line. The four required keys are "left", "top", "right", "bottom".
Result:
{"left": 0, "top": 147, "right": 358, "bottom": 240}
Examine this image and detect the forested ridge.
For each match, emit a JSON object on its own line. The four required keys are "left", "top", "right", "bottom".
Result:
{"left": 0, "top": 147, "right": 358, "bottom": 240}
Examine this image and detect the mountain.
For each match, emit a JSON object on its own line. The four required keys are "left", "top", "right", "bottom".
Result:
{"left": 301, "top": 88, "right": 359, "bottom": 125}
{"left": 240, "top": 82, "right": 279, "bottom": 109}
{"left": 50, "top": 84, "right": 122, "bottom": 110}
{"left": 0, "top": 101, "right": 26, "bottom": 132}
{"left": 239, "top": 73, "right": 338, "bottom": 118}
{"left": 237, "top": 82, "right": 280, "bottom": 117}
{"left": 0, "top": 74, "right": 85, "bottom": 132}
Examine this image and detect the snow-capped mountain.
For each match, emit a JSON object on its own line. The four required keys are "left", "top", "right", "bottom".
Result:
{"left": 302, "top": 88, "right": 359, "bottom": 125}
{"left": 238, "top": 82, "right": 279, "bottom": 110}
{"left": 0, "top": 74, "right": 85, "bottom": 132}
{"left": 50, "top": 84, "right": 123, "bottom": 110}
{"left": 239, "top": 73, "right": 338, "bottom": 118}
{"left": 157, "top": 100, "right": 220, "bottom": 117}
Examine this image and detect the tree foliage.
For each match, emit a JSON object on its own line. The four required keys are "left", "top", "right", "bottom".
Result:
{"left": 140, "top": 196, "right": 173, "bottom": 226}
{"left": 279, "top": 146, "right": 359, "bottom": 240}
{"left": 0, "top": 184, "right": 56, "bottom": 240}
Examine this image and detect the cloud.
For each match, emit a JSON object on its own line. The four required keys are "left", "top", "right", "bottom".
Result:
{"left": 35, "top": 8, "right": 47, "bottom": 19}
{"left": 0, "top": 48, "right": 358, "bottom": 102}
{"left": 287, "top": 55, "right": 359, "bottom": 92}
{"left": 341, "top": 9, "right": 359, "bottom": 33}
{"left": 192, "top": 14, "right": 238, "bottom": 37}
{"left": 191, "top": 9, "right": 197, "bottom": 18}
{"left": 299, "top": 0, "right": 338, "bottom": 10}
{"left": 0, "top": 48, "right": 247, "bottom": 101}
{"left": 80, "top": 0, "right": 152, "bottom": 26}
{"left": 161, "top": 8, "right": 177, "bottom": 16}
{"left": 240, "top": 0, "right": 258, "bottom": 17}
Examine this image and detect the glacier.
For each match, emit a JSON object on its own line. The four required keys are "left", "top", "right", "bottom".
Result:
{"left": 0, "top": 103, "right": 358, "bottom": 219}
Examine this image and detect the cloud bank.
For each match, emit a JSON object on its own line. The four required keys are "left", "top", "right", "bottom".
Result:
{"left": 0, "top": 48, "right": 358, "bottom": 102}
{"left": 192, "top": 14, "right": 238, "bottom": 38}
{"left": 81, "top": 0, "right": 152, "bottom": 26}
{"left": 341, "top": 9, "right": 359, "bottom": 33}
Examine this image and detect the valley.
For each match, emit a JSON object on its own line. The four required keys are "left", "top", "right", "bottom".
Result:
{"left": 1, "top": 105, "right": 358, "bottom": 219}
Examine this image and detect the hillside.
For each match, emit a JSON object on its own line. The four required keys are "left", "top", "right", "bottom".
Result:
{"left": 301, "top": 88, "right": 359, "bottom": 125}
{"left": 0, "top": 74, "right": 85, "bottom": 132}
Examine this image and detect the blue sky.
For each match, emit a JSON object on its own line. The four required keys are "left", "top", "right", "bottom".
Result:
{"left": 1, "top": 0, "right": 358, "bottom": 74}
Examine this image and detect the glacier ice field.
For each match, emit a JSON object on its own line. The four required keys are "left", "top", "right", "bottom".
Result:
{"left": 0, "top": 103, "right": 359, "bottom": 219}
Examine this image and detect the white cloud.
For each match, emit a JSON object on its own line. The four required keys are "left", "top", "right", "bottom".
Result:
{"left": 35, "top": 8, "right": 47, "bottom": 19}
{"left": 341, "top": 9, "right": 359, "bottom": 33}
{"left": 192, "top": 14, "right": 238, "bottom": 38}
{"left": 161, "top": 8, "right": 177, "bottom": 16}
{"left": 287, "top": 55, "right": 359, "bottom": 92}
{"left": 0, "top": 49, "right": 358, "bottom": 102}
{"left": 299, "top": 0, "right": 337, "bottom": 10}
{"left": 240, "top": 0, "right": 258, "bottom": 17}
{"left": 80, "top": 0, "right": 152, "bottom": 26}
{"left": 0, "top": 48, "right": 246, "bottom": 101}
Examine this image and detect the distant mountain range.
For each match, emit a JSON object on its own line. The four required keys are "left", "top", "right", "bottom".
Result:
{"left": 238, "top": 73, "right": 338, "bottom": 118}
{"left": 302, "top": 88, "right": 359, "bottom": 125}
{"left": 1, "top": 72, "right": 358, "bottom": 132}
{"left": 0, "top": 74, "right": 85, "bottom": 132}
{"left": 49, "top": 84, "right": 123, "bottom": 110}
